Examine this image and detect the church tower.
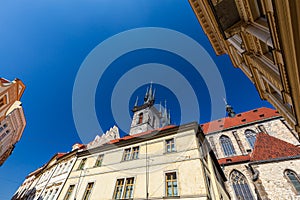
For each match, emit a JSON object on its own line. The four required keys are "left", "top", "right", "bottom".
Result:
{"left": 129, "top": 84, "right": 171, "bottom": 135}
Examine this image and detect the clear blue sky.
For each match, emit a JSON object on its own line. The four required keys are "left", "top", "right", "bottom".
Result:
{"left": 0, "top": 1, "right": 272, "bottom": 199}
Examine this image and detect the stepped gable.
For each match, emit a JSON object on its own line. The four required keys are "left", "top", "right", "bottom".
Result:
{"left": 201, "top": 107, "right": 280, "bottom": 134}
{"left": 251, "top": 133, "right": 300, "bottom": 162}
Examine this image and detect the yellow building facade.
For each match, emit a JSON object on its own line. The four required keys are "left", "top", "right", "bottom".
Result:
{"left": 188, "top": 0, "right": 300, "bottom": 137}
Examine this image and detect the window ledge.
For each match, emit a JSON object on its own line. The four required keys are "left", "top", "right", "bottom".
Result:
{"left": 163, "top": 151, "right": 177, "bottom": 155}
{"left": 163, "top": 196, "right": 180, "bottom": 199}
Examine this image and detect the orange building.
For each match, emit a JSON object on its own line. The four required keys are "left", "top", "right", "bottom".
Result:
{"left": 0, "top": 78, "right": 26, "bottom": 166}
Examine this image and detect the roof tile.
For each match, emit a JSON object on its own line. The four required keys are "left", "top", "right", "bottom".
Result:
{"left": 250, "top": 133, "right": 300, "bottom": 162}
{"left": 202, "top": 107, "right": 279, "bottom": 134}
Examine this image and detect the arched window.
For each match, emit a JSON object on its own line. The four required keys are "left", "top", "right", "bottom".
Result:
{"left": 285, "top": 169, "right": 300, "bottom": 194}
{"left": 138, "top": 113, "right": 143, "bottom": 124}
{"left": 230, "top": 170, "right": 254, "bottom": 200}
{"left": 220, "top": 135, "right": 236, "bottom": 156}
{"left": 245, "top": 129, "right": 257, "bottom": 149}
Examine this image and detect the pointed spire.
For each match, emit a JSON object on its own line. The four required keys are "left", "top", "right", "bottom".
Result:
{"left": 223, "top": 98, "right": 236, "bottom": 118}
{"left": 134, "top": 96, "right": 139, "bottom": 107}
{"left": 148, "top": 82, "right": 153, "bottom": 101}
{"left": 168, "top": 109, "right": 171, "bottom": 125}
{"left": 159, "top": 101, "right": 162, "bottom": 113}
{"left": 152, "top": 88, "right": 156, "bottom": 100}
{"left": 164, "top": 100, "right": 168, "bottom": 117}
{"left": 144, "top": 86, "right": 149, "bottom": 102}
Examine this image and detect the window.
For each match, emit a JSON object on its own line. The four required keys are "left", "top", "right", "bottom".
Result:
{"left": 138, "top": 113, "right": 143, "bottom": 124}
{"left": 49, "top": 188, "right": 58, "bottom": 200}
{"left": 122, "top": 146, "right": 139, "bottom": 161}
{"left": 63, "top": 185, "right": 75, "bottom": 200}
{"left": 0, "top": 96, "right": 7, "bottom": 108}
{"left": 131, "top": 147, "right": 139, "bottom": 159}
{"left": 165, "top": 172, "right": 178, "bottom": 197}
{"left": 165, "top": 138, "right": 175, "bottom": 153}
{"left": 220, "top": 135, "right": 236, "bottom": 156}
{"left": 123, "top": 148, "right": 131, "bottom": 161}
{"left": 95, "top": 154, "right": 104, "bottom": 167}
{"left": 45, "top": 190, "right": 53, "bottom": 200}
{"left": 285, "top": 169, "right": 300, "bottom": 194}
{"left": 230, "top": 170, "right": 254, "bottom": 200}
{"left": 82, "top": 182, "right": 94, "bottom": 200}
{"left": 113, "top": 177, "right": 135, "bottom": 199}
{"left": 258, "top": 125, "right": 267, "bottom": 133}
{"left": 78, "top": 158, "right": 87, "bottom": 170}
{"left": 245, "top": 129, "right": 257, "bottom": 149}
{"left": 124, "top": 178, "right": 134, "bottom": 199}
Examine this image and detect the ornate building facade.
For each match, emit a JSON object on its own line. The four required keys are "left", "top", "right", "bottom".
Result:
{"left": 188, "top": 0, "right": 300, "bottom": 137}
{"left": 202, "top": 107, "right": 300, "bottom": 199}
{"left": 0, "top": 78, "right": 26, "bottom": 166}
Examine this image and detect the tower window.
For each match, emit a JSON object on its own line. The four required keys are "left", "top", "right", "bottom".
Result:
{"left": 165, "top": 172, "right": 178, "bottom": 197}
{"left": 285, "top": 169, "right": 300, "bottom": 194}
{"left": 220, "top": 135, "right": 236, "bottom": 157}
{"left": 138, "top": 113, "right": 143, "bottom": 124}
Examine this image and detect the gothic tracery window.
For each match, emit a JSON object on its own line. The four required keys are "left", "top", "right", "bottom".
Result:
{"left": 245, "top": 129, "right": 257, "bottom": 149}
{"left": 220, "top": 135, "right": 236, "bottom": 156}
{"left": 230, "top": 170, "right": 254, "bottom": 200}
{"left": 285, "top": 169, "right": 300, "bottom": 194}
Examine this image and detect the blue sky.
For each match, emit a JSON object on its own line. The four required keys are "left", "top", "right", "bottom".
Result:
{"left": 0, "top": 0, "right": 272, "bottom": 199}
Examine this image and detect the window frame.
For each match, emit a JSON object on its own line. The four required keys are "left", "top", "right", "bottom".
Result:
{"left": 0, "top": 95, "right": 7, "bottom": 108}
{"left": 219, "top": 135, "right": 236, "bottom": 157}
{"left": 82, "top": 182, "right": 94, "bottom": 200}
{"left": 94, "top": 154, "right": 104, "bottom": 167}
{"left": 131, "top": 147, "right": 139, "bottom": 160}
{"left": 245, "top": 129, "right": 257, "bottom": 149}
{"left": 122, "top": 148, "right": 132, "bottom": 161}
{"left": 165, "top": 138, "right": 176, "bottom": 153}
{"left": 63, "top": 185, "right": 75, "bottom": 200}
{"left": 285, "top": 169, "right": 300, "bottom": 194}
{"left": 137, "top": 112, "right": 143, "bottom": 124}
{"left": 165, "top": 171, "right": 179, "bottom": 197}
{"left": 77, "top": 158, "right": 87, "bottom": 170}
{"left": 122, "top": 146, "right": 140, "bottom": 161}
{"left": 230, "top": 170, "right": 254, "bottom": 200}
{"left": 112, "top": 177, "right": 135, "bottom": 199}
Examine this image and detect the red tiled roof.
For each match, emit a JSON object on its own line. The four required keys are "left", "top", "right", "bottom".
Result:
{"left": 109, "top": 125, "right": 176, "bottom": 144}
{"left": 218, "top": 155, "right": 250, "bottom": 165}
{"left": 250, "top": 133, "right": 300, "bottom": 162}
{"left": 0, "top": 78, "right": 10, "bottom": 83}
{"left": 56, "top": 153, "right": 66, "bottom": 158}
{"left": 201, "top": 107, "right": 279, "bottom": 134}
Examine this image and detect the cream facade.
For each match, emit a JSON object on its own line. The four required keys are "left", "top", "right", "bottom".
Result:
{"left": 12, "top": 144, "right": 84, "bottom": 200}
{"left": 188, "top": 0, "right": 300, "bottom": 137}
{"left": 58, "top": 122, "right": 229, "bottom": 200}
